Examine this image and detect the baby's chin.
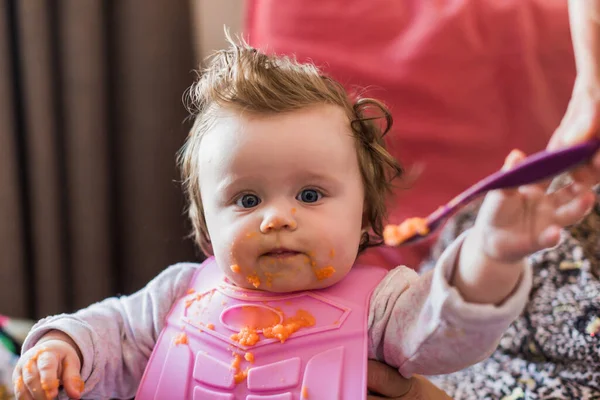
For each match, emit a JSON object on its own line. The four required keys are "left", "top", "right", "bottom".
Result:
{"left": 223, "top": 270, "right": 344, "bottom": 293}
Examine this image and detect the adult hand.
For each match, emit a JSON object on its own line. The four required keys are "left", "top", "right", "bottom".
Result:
{"left": 548, "top": 76, "right": 600, "bottom": 187}
{"left": 366, "top": 360, "right": 452, "bottom": 399}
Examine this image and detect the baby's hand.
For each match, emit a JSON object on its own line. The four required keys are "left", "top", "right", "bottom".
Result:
{"left": 476, "top": 149, "right": 596, "bottom": 262}
{"left": 13, "top": 331, "right": 84, "bottom": 400}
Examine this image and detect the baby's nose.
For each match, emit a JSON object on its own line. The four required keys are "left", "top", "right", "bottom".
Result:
{"left": 260, "top": 209, "right": 297, "bottom": 233}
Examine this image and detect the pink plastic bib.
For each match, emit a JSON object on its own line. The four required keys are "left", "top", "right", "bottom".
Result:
{"left": 136, "top": 257, "right": 386, "bottom": 399}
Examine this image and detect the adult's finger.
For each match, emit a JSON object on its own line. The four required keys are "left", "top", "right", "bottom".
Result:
{"left": 366, "top": 360, "right": 411, "bottom": 398}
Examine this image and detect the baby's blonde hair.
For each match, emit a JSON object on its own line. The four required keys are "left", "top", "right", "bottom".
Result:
{"left": 179, "top": 34, "right": 403, "bottom": 256}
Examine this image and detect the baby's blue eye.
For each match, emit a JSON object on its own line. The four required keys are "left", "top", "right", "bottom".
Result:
{"left": 297, "top": 189, "right": 322, "bottom": 203}
{"left": 237, "top": 194, "right": 261, "bottom": 208}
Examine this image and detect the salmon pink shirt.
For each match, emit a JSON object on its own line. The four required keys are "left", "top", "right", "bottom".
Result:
{"left": 245, "top": 0, "right": 576, "bottom": 269}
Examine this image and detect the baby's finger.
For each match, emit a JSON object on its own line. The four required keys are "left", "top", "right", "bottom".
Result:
{"left": 13, "top": 368, "right": 34, "bottom": 400}
{"left": 569, "top": 165, "right": 598, "bottom": 188}
{"left": 553, "top": 190, "right": 596, "bottom": 226}
{"left": 500, "top": 149, "right": 527, "bottom": 195}
{"left": 61, "top": 356, "right": 84, "bottom": 399}
{"left": 592, "top": 150, "right": 600, "bottom": 178}
{"left": 36, "top": 350, "right": 60, "bottom": 399}
{"left": 548, "top": 182, "right": 589, "bottom": 209}
{"left": 502, "top": 149, "right": 526, "bottom": 171}
{"left": 537, "top": 225, "right": 562, "bottom": 249}
{"left": 21, "top": 358, "right": 47, "bottom": 400}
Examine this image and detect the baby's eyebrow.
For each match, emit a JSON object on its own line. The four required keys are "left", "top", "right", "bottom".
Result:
{"left": 216, "top": 175, "right": 251, "bottom": 194}
{"left": 294, "top": 171, "right": 337, "bottom": 185}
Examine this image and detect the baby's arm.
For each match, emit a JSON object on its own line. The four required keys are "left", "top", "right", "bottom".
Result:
{"left": 451, "top": 149, "right": 595, "bottom": 304}
{"left": 367, "top": 231, "right": 532, "bottom": 377}
{"left": 19, "top": 263, "right": 197, "bottom": 399}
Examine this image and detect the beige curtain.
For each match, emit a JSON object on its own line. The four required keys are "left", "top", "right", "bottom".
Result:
{"left": 0, "top": 0, "right": 200, "bottom": 320}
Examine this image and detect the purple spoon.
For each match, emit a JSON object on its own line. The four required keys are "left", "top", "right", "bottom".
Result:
{"left": 389, "top": 138, "right": 600, "bottom": 246}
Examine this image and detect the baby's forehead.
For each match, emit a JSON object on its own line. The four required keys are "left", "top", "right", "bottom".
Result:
{"left": 196, "top": 108, "right": 362, "bottom": 187}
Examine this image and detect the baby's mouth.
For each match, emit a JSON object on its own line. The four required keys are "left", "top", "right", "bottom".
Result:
{"left": 262, "top": 248, "right": 302, "bottom": 259}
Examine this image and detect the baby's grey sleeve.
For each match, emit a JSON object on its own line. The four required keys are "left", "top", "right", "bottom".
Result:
{"left": 21, "top": 262, "right": 198, "bottom": 399}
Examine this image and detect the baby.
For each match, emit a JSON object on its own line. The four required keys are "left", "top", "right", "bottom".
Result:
{"left": 13, "top": 37, "right": 596, "bottom": 399}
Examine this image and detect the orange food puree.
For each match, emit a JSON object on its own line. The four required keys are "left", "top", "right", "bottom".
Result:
{"left": 302, "top": 386, "right": 309, "bottom": 398}
{"left": 25, "top": 347, "right": 49, "bottom": 373}
{"left": 244, "top": 352, "right": 255, "bottom": 362}
{"left": 315, "top": 265, "right": 335, "bottom": 281}
{"left": 230, "top": 264, "right": 241, "bottom": 273}
{"left": 14, "top": 375, "right": 24, "bottom": 391}
{"left": 231, "top": 354, "right": 249, "bottom": 383}
{"left": 41, "top": 378, "right": 60, "bottom": 398}
{"left": 383, "top": 217, "right": 429, "bottom": 246}
{"left": 185, "top": 293, "right": 203, "bottom": 310}
{"left": 174, "top": 332, "right": 188, "bottom": 346}
{"left": 247, "top": 273, "right": 261, "bottom": 288}
{"left": 263, "top": 309, "right": 316, "bottom": 343}
{"left": 231, "top": 326, "right": 260, "bottom": 346}
{"left": 206, "top": 323, "right": 215, "bottom": 330}
{"left": 71, "top": 376, "right": 85, "bottom": 394}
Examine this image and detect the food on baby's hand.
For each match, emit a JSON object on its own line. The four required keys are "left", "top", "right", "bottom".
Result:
{"left": 41, "top": 378, "right": 60, "bottom": 398}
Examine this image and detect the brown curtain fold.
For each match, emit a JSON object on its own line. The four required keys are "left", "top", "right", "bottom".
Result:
{"left": 0, "top": 0, "right": 200, "bottom": 320}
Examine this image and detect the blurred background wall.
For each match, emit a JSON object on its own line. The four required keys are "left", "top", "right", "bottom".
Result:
{"left": 0, "top": 0, "right": 244, "bottom": 320}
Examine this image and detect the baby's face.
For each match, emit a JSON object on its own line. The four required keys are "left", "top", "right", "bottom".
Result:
{"left": 198, "top": 105, "right": 366, "bottom": 292}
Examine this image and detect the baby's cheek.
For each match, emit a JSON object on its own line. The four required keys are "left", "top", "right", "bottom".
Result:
{"left": 224, "top": 263, "right": 258, "bottom": 288}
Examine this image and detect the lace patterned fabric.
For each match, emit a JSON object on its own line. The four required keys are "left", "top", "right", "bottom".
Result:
{"left": 426, "top": 188, "right": 600, "bottom": 399}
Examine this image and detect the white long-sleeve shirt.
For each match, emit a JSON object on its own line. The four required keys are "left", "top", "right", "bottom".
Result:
{"left": 22, "top": 232, "right": 532, "bottom": 399}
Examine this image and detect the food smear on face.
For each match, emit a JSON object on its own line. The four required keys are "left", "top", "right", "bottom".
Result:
{"left": 329, "top": 248, "right": 335, "bottom": 258}
{"left": 247, "top": 272, "right": 261, "bottom": 288}
{"left": 383, "top": 217, "right": 429, "bottom": 246}
{"left": 314, "top": 265, "right": 335, "bottom": 280}
{"left": 230, "top": 264, "right": 241, "bottom": 273}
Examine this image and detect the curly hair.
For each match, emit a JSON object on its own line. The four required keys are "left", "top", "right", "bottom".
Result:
{"left": 179, "top": 33, "right": 403, "bottom": 256}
